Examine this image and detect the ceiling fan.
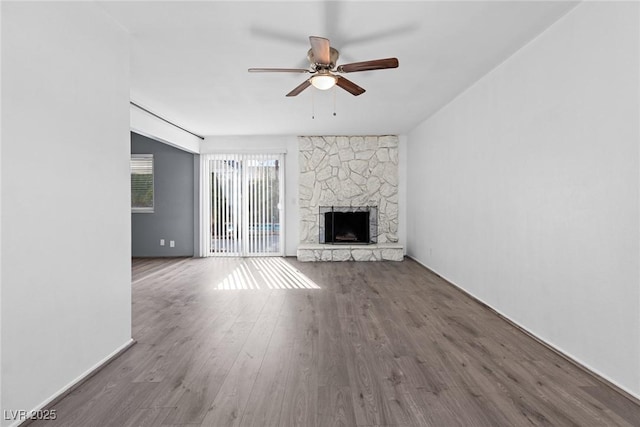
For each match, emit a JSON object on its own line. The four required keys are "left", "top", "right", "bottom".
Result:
{"left": 248, "top": 36, "right": 399, "bottom": 97}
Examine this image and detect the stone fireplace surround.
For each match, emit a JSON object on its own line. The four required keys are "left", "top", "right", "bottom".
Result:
{"left": 297, "top": 135, "right": 403, "bottom": 262}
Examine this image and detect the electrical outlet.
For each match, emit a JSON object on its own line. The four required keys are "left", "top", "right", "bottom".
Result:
{"left": 160, "top": 239, "right": 165, "bottom": 246}
{"left": 170, "top": 240, "right": 175, "bottom": 248}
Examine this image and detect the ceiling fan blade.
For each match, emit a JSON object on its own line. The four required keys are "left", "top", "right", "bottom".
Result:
{"left": 337, "top": 58, "right": 399, "bottom": 73}
{"left": 309, "top": 36, "right": 331, "bottom": 65}
{"left": 250, "top": 26, "right": 307, "bottom": 47}
{"left": 248, "top": 68, "right": 310, "bottom": 73}
{"left": 286, "top": 79, "right": 311, "bottom": 97}
{"left": 336, "top": 76, "right": 365, "bottom": 96}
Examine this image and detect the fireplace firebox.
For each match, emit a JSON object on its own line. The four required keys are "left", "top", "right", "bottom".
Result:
{"left": 319, "top": 206, "right": 378, "bottom": 244}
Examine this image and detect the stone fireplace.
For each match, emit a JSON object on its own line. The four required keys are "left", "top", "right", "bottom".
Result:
{"left": 297, "top": 135, "right": 403, "bottom": 261}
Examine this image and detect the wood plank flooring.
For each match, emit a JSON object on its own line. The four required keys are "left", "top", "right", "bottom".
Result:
{"left": 32, "top": 257, "right": 640, "bottom": 426}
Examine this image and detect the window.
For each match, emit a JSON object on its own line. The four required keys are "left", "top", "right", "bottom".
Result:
{"left": 131, "top": 154, "right": 154, "bottom": 213}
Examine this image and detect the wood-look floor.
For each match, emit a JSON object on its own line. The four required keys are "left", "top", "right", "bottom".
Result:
{"left": 32, "top": 257, "right": 639, "bottom": 427}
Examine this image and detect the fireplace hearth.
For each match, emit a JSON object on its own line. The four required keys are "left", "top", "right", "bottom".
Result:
{"left": 320, "top": 206, "right": 377, "bottom": 245}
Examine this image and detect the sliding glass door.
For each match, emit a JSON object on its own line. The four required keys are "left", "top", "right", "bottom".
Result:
{"left": 202, "top": 153, "right": 284, "bottom": 256}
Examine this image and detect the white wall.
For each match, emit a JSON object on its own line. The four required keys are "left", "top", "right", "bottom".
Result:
{"left": 1, "top": 3, "right": 132, "bottom": 425}
{"left": 0, "top": 2, "right": 3, "bottom": 415}
{"left": 201, "top": 136, "right": 299, "bottom": 256}
{"left": 407, "top": 2, "right": 640, "bottom": 397}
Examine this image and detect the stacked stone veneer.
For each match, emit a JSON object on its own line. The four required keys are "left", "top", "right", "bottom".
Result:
{"left": 297, "top": 135, "right": 403, "bottom": 261}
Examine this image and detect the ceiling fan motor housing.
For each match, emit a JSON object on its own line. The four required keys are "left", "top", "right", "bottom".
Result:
{"left": 307, "top": 47, "right": 340, "bottom": 70}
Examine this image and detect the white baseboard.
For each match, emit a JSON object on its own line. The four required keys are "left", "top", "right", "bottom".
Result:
{"left": 12, "top": 338, "right": 135, "bottom": 427}
{"left": 406, "top": 255, "right": 640, "bottom": 403}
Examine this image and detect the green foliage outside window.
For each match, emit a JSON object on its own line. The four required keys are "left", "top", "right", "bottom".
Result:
{"left": 131, "top": 155, "right": 153, "bottom": 212}
{"left": 131, "top": 173, "right": 153, "bottom": 208}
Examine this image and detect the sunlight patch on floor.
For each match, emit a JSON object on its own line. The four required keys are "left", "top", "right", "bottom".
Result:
{"left": 213, "top": 258, "right": 321, "bottom": 290}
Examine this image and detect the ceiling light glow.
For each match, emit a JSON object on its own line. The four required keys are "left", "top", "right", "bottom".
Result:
{"left": 310, "top": 75, "right": 337, "bottom": 90}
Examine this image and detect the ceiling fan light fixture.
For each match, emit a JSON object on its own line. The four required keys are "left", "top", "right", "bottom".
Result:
{"left": 310, "top": 74, "right": 337, "bottom": 90}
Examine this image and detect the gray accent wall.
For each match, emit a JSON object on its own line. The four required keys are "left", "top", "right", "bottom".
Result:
{"left": 131, "top": 132, "right": 195, "bottom": 256}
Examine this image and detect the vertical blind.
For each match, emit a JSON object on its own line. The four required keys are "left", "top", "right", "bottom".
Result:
{"left": 200, "top": 153, "right": 284, "bottom": 257}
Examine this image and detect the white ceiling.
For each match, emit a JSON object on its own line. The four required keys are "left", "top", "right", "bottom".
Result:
{"left": 98, "top": 1, "right": 578, "bottom": 137}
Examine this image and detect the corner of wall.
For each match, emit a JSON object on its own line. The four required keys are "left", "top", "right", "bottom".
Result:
{"left": 130, "top": 104, "right": 201, "bottom": 154}
{"left": 0, "top": 1, "right": 4, "bottom": 415}
{"left": 398, "top": 135, "right": 408, "bottom": 254}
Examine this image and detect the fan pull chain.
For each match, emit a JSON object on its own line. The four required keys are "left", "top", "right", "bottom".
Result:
{"left": 311, "top": 89, "right": 315, "bottom": 119}
{"left": 333, "top": 86, "right": 337, "bottom": 116}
